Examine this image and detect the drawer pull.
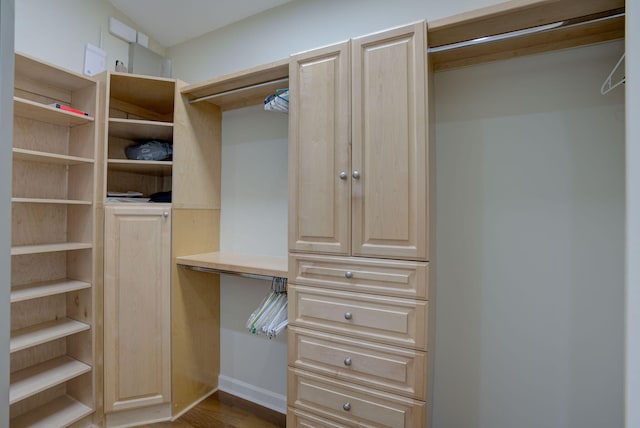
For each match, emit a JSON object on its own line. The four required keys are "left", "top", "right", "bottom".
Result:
{"left": 344, "top": 357, "right": 352, "bottom": 366}
{"left": 343, "top": 402, "right": 351, "bottom": 411}
{"left": 344, "top": 312, "right": 352, "bottom": 320}
{"left": 345, "top": 271, "right": 353, "bottom": 279}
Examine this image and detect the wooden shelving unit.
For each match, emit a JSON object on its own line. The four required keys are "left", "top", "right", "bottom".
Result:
{"left": 10, "top": 52, "right": 97, "bottom": 427}
{"left": 103, "top": 72, "right": 176, "bottom": 200}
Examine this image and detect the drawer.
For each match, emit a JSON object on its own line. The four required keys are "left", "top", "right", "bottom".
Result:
{"left": 287, "top": 407, "right": 349, "bottom": 428}
{"left": 288, "top": 367, "right": 426, "bottom": 428}
{"left": 288, "top": 285, "right": 428, "bottom": 350}
{"left": 289, "top": 254, "right": 428, "bottom": 299}
{"left": 289, "top": 326, "right": 427, "bottom": 400}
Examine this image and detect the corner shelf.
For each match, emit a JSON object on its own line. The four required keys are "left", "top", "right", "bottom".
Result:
{"left": 176, "top": 251, "right": 288, "bottom": 280}
{"left": 9, "top": 356, "right": 92, "bottom": 405}
{"left": 11, "top": 242, "right": 93, "bottom": 256}
{"left": 10, "top": 279, "right": 92, "bottom": 303}
{"left": 14, "top": 97, "right": 94, "bottom": 127}
{"left": 13, "top": 148, "right": 94, "bottom": 165}
{"left": 10, "top": 395, "right": 93, "bottom": 428}
{"left": 12, "top": 197, "right": 92, "bottom": 205}
{"left": 10, "top": 318, "right": 91, "bottom": 353}
{"left": 108, "top": 118, "right": 174, "bottom": 141}
{"left": 107, "top": 159, "right": 173, "bottom": 175}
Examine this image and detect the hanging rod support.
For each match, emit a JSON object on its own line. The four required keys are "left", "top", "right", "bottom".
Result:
{"left": 428, "top": 8, "right": 625, "bottom": 54}
{"left": 181, "top": 264, "right": 288, "bottom": 282}
{"left": 189, "top": 78, "right": 290, "bottom": 104}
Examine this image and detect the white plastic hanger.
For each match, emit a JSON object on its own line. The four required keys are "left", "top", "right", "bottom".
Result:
{"left": 601, "top": 52, "right": 626, "bottom": 95}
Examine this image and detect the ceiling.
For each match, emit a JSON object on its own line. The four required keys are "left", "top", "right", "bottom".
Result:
{"left": 109, "top": 0, "right": 294, "bottom": 48}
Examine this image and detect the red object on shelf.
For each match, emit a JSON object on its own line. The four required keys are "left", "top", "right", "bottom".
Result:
{"left": 50, "top": 103, "right": 89, "bottom": 116}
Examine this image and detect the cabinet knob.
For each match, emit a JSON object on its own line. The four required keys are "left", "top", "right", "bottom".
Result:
{"left": 344, "top": 357, "right": 352, "bottom": 366}
{"left": 345, "top": 271, "right": 353, "bottom": 279}
{"left": 343, "top": 402, "right": 351, "bottom": 411}
{"left": 163, "top": 211, "right": 169, "bottom": 218}
{"left": 344, "top": 312, "right": 352, "bottom": 320}
{"left": 352, "top": 170, "right": 360, "bottom": 179}
{"left": 339, "top": 171, "right": 347, "bottom": 180}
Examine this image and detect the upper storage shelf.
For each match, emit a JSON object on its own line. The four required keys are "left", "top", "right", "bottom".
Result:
{"left": 428, "top": 0, "right": 625, "bottom": 70}
{"left": 109, "top": 72, "right": 175, "bottom": 121}
{"left": 180, "top": 58, "right": 289, "bottom": 111}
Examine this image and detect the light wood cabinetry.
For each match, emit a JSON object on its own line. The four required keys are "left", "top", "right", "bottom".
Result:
{"left": 103, "top": 73, "right": 175, "bottom": 200}
{"left": 10, "top": 53, "right": 97, "bottom": 427}
{"left": 289, "top": 23, "right": 428, "bottom": 261}
{"left": 100, "top": 75, "right": 221, "bottom": 424}
{"left": 103, "top": 205, "right": 172, "bottom": 413}
{"left": 287, "top": 22, "right": 430, "bottom": 427}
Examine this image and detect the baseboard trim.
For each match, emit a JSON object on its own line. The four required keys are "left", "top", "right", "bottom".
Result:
{"left": 218, "top": 374, "right": 287, "bottom": 414}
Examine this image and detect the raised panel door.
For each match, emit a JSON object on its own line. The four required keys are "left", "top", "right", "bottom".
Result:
{"left": 289, "top": 41, "right": 351, "bottom": 255}
{"left": 103, "top": 205, "right": 171, "bottom": 413}
{"left": 351, "top": 22, "right": 428, "bottom": 261}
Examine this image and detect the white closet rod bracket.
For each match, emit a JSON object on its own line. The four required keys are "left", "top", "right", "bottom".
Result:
{"left": 180, "top": 264, "right": 288, "bottom": 283}
{"left": 188, "top": 78, "right": 290, "bottom": 104}
{"left": 428, "top": 8, "right": 625, "bottom": 54}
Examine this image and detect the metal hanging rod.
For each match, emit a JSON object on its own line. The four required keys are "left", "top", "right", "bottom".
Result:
{"left": 189, "top": 77, "right": 290, "bottom": 104}
{"left": 428, "top": 8, "right": 625, "bottom": 54}
{"left": 181, "top": 264, "right": 288, "bottom": 283}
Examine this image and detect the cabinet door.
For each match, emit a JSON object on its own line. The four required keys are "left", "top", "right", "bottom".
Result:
{"left": 104, "top": 205, "right": 171, "bottom": 413}
{"left": 352, "top": 22, "right": 428, "bottom": 261}
{"left": 289, "top": 41, "right": 351, "bottom": 255}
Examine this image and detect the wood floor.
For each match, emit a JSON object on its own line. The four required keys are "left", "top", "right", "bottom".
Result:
{"left": 139, "top": 391, "right": 286, "bottom": 428}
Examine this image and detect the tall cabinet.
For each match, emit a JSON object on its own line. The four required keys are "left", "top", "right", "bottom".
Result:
{"left": 99, "top": 71, "right": 221, "bottom": 426}
{"left": 10, "top": 53, "right": 98, "bottom": 427}
{"left": 287, "top": 22, "right": 431, "bottom": 427}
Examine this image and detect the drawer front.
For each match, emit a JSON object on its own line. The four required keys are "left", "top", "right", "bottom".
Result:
{"left": 289, "top": 285, "right": 428, "bottom": 350}
{"left": 287, "top": 407, "right": 349, "bottom": 428}
{"left": 288, "top": 368, "right": 426, "bottom": 428}
{"left": 289, "top": 326, "right": 427, "bottom": 400}
{"left": 289, "top": 254, "right": 428, "bottom": 299}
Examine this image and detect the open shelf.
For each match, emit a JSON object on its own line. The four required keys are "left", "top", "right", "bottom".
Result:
{"left": 11, "top": 242, "right": 93, "bottom": 256}
{"left": 109, "top": 72, "right": 175, "bottom": 121}
{"left": 176, "top": 251, "right": 288, "bottom": 280}
{"left": 10, "top": 356, "right": 92, "bottom": 405}
{"left": 181, "top": 58, "right": 289, "bottom": 111}
{"left": 14, "top": 97, "right": 93, "bottom": 126}
{"left": 108, "top": 118, "right": 174, "bottom": 141}
{"left": 12, "top": 197, "right": 92, "bottom": 205}
{"left": 108, "top": 159, "right": 173, "bottom": 175}
{"left": 10, "top": 318, "right": 91, "bottom": 353}
{"left": 11, "top": 279, "right": 92, "bottom": 303}
{"left": 13, "top": 148, "right": 94, "bottom": 165}
{"left": 10, "top": 394, "right": 93, "bottom": 428}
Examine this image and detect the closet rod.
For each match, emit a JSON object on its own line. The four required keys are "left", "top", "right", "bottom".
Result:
{"left": 181, "top": 264, "right": 288, "bottom": 282}
{"left": 189, "top": 77, "right": 290, "bottom": 104}
{"left": 428, "top": 8, "right": 625, "bottom": 53}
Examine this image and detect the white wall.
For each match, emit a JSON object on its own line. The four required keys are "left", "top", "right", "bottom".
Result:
{"left": 626, "top": 1, "right": 640, "bottom": 426}
{"left": 433, "top": 41, "right": 624, "bottom": 428}
{"left": 0, "top": 2, "right": 14, "bottom": 427}
{"left": 15, "top": 0, "right": 164, "bottom": 75}
{"left": 167, "top": 0, "right": 499, "bottom": 83}
{"left": 167, "top": 1, "right": 626, "bottom": 425}
{"left": 218, "top": 105, "right": 289, "bottom": 411}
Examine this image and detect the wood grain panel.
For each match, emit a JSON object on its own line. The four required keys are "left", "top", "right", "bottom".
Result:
{"left": 352, "top": 22, "right": 428, "bottom": 261}
{"left": 171, "top": 208, "right": 220, "bottom": 417}
{"left": 173, "top": 80, "right": 222, "bottom": 210}
{"left": 104, "top": 205, "right": 171, "bottom": 413}
{"left": 289, "top": 41, "right": 351, "bottom": 255}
